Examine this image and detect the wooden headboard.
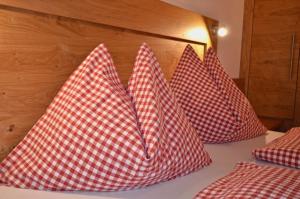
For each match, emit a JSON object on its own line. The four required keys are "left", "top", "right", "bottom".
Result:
{"left": 0, "top": 0, "right": 218, "bottom": 161}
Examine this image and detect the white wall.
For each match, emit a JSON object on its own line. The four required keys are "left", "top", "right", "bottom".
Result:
{"left": 162, "top": 0, "right": 245, "bottom": 78}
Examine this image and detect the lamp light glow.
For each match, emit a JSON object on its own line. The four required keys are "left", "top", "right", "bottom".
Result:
{"left": 217, "top": 27, "right": 228, "bottom": 37}
{"left": 186, "top": 27, "right": 209, "bottom": 42}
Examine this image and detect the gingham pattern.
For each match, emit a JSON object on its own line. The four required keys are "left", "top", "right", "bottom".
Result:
{"left": 0, "top": 43, "right": 211, "bottom": 191}
{"left": 194, "top": 162, "right": 300, "bottom": 199}
{"left": 0, "top": 44, "right": 145, "bottom": 191}
{"left": 253, "top": 127, "right": 300, "bottom": 168}
{"left": 170, "top": 45, "right": 266, "bottom": 143}
{"left": 170, "top": 45, "right": 238, "bottom": 143}
{"left": 204, "top": 48, "right": 249, "bottom": 122}
{"left": 204, "top": 48, "right": 266, "bottom": 141}
{"left": 127, "top": 43, "right": 211, "bottom": 177}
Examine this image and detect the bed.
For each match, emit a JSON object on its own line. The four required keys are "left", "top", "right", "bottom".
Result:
{"left": 0, "top": 1, "right": 285, "bottom": 198}
{"left": 0, "top": 131, "right": 282, "bottom": 199}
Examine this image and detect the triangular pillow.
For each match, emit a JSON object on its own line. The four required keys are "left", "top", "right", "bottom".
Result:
{"left": 0, "top": 44, "right": 146, "bottom": 191}
{"left": 0, "top": 44, "right": 211, "bottom": 191}
{"left": 127, "top": 43, "right": 211, "bottom": 181}
{"left": 170, "top": 45, "right": 238, "bottom": 143}
{"left": 204, "top": 48, "right": 266, "bottom": 141}
{"left": 170, "top": 45, "right": 266, "bottom": 143}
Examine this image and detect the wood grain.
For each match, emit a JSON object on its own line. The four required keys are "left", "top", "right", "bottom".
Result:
{"left": 240, "top": 0, "right": 255, "bottom": 95}
{"left": 248, "top": 78, "right": 296, "bottom": 119}
{"left": 0, "top": 1, "right": 216, "bottom": 161}
{"left": 259, "top": 117, "right": 284, "bottom": 131}
{"left": 233, "top": 78, "right": 245, "bottom": 93}
{"left": 204, "top": 17, "right": 219, "bottom": 51}
{"left": 0, "top": 0, "right": 212, "bottom": 45}
{"left": 243, "top": 0, "right": 300, "bottom": 119}
{"left": 292, "top": 32, "right": 300, "bottom": 125}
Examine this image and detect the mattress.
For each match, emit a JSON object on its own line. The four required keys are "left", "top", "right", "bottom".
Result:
{"left": 0, "top": 131, "right": 283, "bottom": 199}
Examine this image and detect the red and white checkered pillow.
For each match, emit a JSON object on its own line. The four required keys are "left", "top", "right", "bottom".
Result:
{"left": 205, "top": 48, "right": 266, "bottom": 141}
{"left": 127, "top": 43, "right": 211, "bottom": 180}
{"left": 194, "top": 162, "right": 300, "bottom": 199}
{"left": 0, "top": 44, "right": 145, "bottom": 191}
{"left": 253, "top": 128, "right": 300, "bottom": 168}
{"left": 170, "top": 45, "right": 266, "bottom": 143}
{"left": 205, "top": 48, "right": 249, "bottom": 122}
{"left": 0, "top": 43, "right": 211, "bottom": 191}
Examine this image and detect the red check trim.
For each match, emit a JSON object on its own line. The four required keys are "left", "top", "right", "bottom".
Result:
{"left": 194, "top": 162, "right": 300, "bottom": 198}
{"left": 254, "top": 127, "right": 300, "bottom": 168}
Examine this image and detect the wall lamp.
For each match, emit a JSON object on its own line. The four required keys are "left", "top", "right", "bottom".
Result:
{"left": 211, "top": 26, "right": 229, "bottom": 37}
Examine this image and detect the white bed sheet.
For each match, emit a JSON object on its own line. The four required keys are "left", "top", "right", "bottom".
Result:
{"left": 0, "top": 131, "right": 283, "bottom": 199}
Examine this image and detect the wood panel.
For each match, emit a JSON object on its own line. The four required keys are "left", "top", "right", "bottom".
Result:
{"left": 0, "top": 0, "right": 213, "bottom": 46}
{"left": 204, "top": 17, "right": 219, "bottom": 51}
{"left": 233, "top": 78, "right": 245, "bottom": 93}
{"left": 0, "top": 1, "right": 216, "bottom": 161}
{"left": 240, "top": 0, "right": 255, "bottom": 95}
{"left": 291, "top": 13, "right": 300, "bottom": 126}
{"left": 292, "top": 24, "right": 300, "bottom": 125}
{"left": 259, "top": 117, "right": 284, "bottom": 131}
{"left": 248, "top": 78, "right": 296, "bottom": 119}
{"left": 246, "top": 0, "right": 300, "bottom": 119}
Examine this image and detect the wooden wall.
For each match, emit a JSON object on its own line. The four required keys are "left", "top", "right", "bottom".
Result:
{"left": 240, "top": 0, "right": 255, "bottom": 95}
{"left": 240, "top": 0, "right": 300, "bottom": 130}
{"left": 0, "top": 0, "right": 218, "bottom": 161}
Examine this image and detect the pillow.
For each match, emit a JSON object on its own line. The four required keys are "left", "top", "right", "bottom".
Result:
{"left": 170, "top": 45, "right": 239, "bottom": 143}
{"left": 253, "top": 128, "right": 300, "bottom": 168}
{"left": 0, "top": 43, "right": 211, "bottom": 191}
{"left": 204, "top": 48, "right": 249, "bottom": 121}
{"left": 194, "top": 162, "right": 300, "bottom": 198}
{"left": 204, "top": 48, "right": 266, "bottom": 140}
{"left": 170, "top": 45, "right": 266, "bottom": 143}
{"left": 0, "top": 44, "right": 144, "bottom": 191}
{"left": 127, "top": 43, "right": 211, "bottom": 181}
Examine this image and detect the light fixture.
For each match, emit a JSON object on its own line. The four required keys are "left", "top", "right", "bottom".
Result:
{"left": 217, "top": 27, "right": 228, "bottom": 37}
{"left": 211, "top": 26, "right": 229, "bottom": 37}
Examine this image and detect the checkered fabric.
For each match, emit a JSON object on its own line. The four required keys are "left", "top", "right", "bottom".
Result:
{"left": 127, "top": 43, "right": 211, "bottom": 179}
{"left": 0, "top": 44, "right": 145, "bottom": 191}
{"left": 170, "top": 45, "right": 266, "bottom": 143}
{"left": 170, "top": 45, "right": 238, "bottom": 143}
{"left": 253, "top": 127, "right": 300, "bottom": 168}
{"left": 204, "top": 48, "right": 248, "bottom": 122}
{"left": 204, "top": 48, "right": 266, "bottom": 141}
{"left": 0, "top": 43, "right": 211, "bottom": 191}
{"left": 194, "top": 162, "right": 300, "bottom": 199}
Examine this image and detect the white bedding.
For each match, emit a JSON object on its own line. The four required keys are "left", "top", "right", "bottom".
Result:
{"left": 0, "top": 131, "right": 283, "bottom": 199}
